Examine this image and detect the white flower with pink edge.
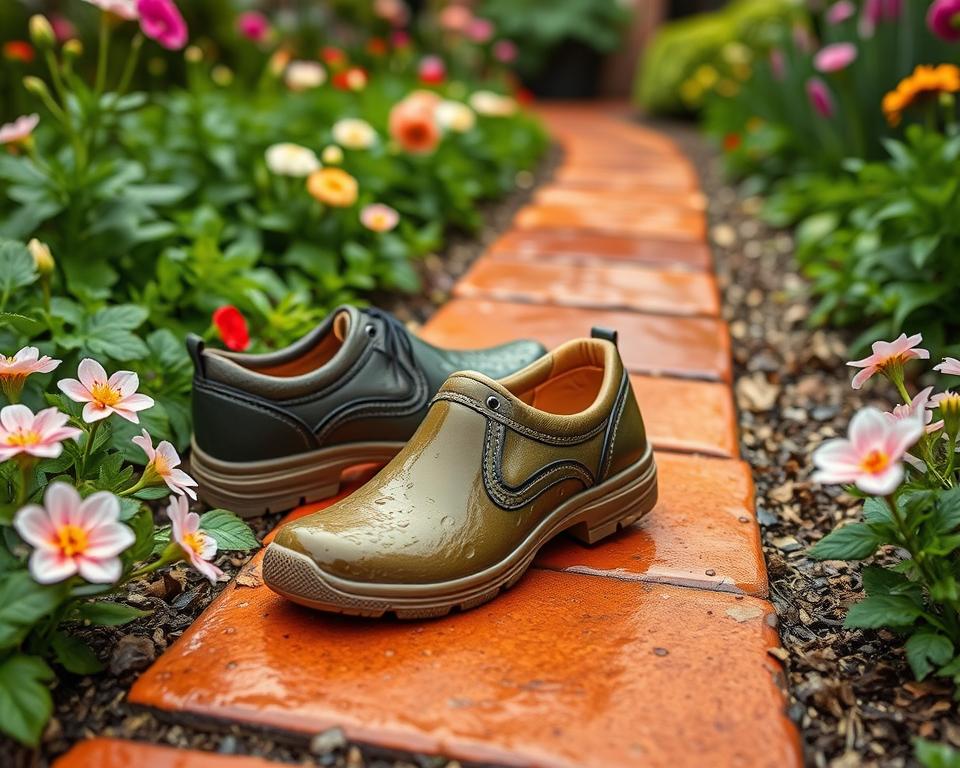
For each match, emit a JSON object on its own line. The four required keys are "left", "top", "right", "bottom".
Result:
{"left": 14, "top": 483, "right": 134, "bottom": 584}
{"left": 57, "top": 358, "right": 154, "bottom": 424}
{"left": 167, "top": 495, "right": 224, "bottom": 583}
{"left": 0, "top": 404, "right": 81, "bottom": 462}
{"left": 132, "top": 429, "right": 198, "bottom": 499}
{"left": 847, "top": 333, "right": 929, "bottom": 389}
{"left": 0, "top": 114, "right": 39, "bottom": 145}
{"left": 813, "top": 406, "right": 924, "bottom": 495}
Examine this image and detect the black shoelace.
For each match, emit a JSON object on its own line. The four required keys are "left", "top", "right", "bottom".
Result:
{"left": 364, "top": 307, "right": 418, "bottom": 372}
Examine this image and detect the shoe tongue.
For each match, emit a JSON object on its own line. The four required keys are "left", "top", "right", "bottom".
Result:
{"left": 332, "top": 309, "right": 351, "bottom": 342}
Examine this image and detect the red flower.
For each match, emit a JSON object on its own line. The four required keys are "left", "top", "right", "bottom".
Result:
{"left": 367, "top": 37, "right": 388, "bottom": 56}
{"left": 321, "top": 46, "right": 347, "bottom": 68}
{"left": 723, "top": 133, "right": 742, "bottom": 152}
{"left": 3, "top": 41, "right": 35, "bottom": 63}
{"left": 332, "top": 66, "right": 368, "bottom": 91}
{"left": 212, "top": 306, "right": 250, "bottom": 351}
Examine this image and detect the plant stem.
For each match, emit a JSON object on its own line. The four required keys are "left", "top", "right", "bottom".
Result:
{"left": 116, "top": 34, "right": 144, "bottom": 96}
{"left": 78, "top": 421, "right": 101, "bottom": 480}
{"left": 95, "top": 13, "right": 110, "bottom": 96}
{"left": 15, "top": 458, "right": 32, "bottom": 507}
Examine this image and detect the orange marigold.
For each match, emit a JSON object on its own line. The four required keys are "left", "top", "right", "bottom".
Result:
{"left": 882, "top": 64, "right": 960, "bottom": 126}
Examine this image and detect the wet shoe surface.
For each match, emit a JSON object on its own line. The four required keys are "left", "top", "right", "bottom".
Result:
{"left": 188, "top": 305, "right": 545, "bottom": 517}
{"left": 263, "top": 331, "right": 658, "bottom": 618}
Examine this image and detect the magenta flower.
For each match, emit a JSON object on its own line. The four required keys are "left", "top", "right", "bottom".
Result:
{"left": 236, "top": 11, "right": 270, "bottom": 43}
{"left": 826, "top": 1, "right": 856, "bottom": 24}
{"left": 814, "top": 43, "right": 857, "bottom": 73}
{"left": 467, "top": 18, "right": 495, "bottom": 43}
{"left": 935, "top": 357, "right": 960, "bottom": 375}
{"left": 132, "top": 429, "right": 198, "bottom": 500}
{"left": 813, "top": 407, "right": 924, "bottom": 495}
{"left": 167, "top": 495, "right": 224, "bottom": 583}
{"left": 885, "top": 386, "right": 944, "bottom": 434}
{"left": 493, "top": 40, "right": 517, "bottom": 63}
{"left": 929, "top": 0, "right": 960, "bottom": 41}
{"left": 0, "top": 405, "right": 81, "bottom": 462}
{"left": 847, "top": 333, "right": 930, "bottom": 389}
{"left": 58, "top": 358, "right": 155, "bottom": 424}
{"left": 14, "top": 483, "right": 134, "bottom": 584}
{"left": 806, "top": 77, "right": 836, "bottom": 118}
{"left": 136, "top": 0, "right": 187, "bottom": 50}
{"left": 0, "top": 114, "right": 39, "bottom": 146}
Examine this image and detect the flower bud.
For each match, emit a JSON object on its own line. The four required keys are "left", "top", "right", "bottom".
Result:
{"left": 22, "top": 76, "right": 50, "bottom": 99}
{"left": 211, "top": 65, "right": 233, "bottom": 86}
{"left": 27, "top": 238, "right": 55, "bottom": 276}
{"left": 29, "top": 15, "right": 55, "bottom": 50}
{"left": 940, "top": 391, "right": 960, "bottom": 439}
{"left": 63, "top": 39, "right": 83, "bottom": 59}
{"left": 321, "top": 144, "right": 343, "bottom": 165}
{"left": 184, "top": 45, "right": 203, "bottom": 63}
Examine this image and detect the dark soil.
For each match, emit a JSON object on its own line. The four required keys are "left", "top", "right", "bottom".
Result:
{"left": 7, "top": 149, "right": 559, "bottom": 768}
{"left": 670, "top": 125, "right": 960, "bottom": 768}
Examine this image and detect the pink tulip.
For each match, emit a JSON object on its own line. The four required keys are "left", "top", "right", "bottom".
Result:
{"left": 0, "top": 405, "right": 81, "bottom": 462}
{"left": 935, "top": 357, "right": 960, "bottom": 375}
{"left": 806, "top": 77, "right": 836, "bottom": 118}
{"left": 132, "top": 429, "right": 198, "bottom": 499}
{"left": 847, "top": 333, "right": 930, "bottom": 389}
{"left": 814, "top": 42, "right": 857, "bottom": 73}
{"left": 826, "top": 1, "right": 856, "bottom": 24}
{"left": 14, "top": 483, "right": 134, "bottom": 584}
{"left": 136, "top": 0, "right": 188, "bottom": 50}
{"left": 885, "top": 386, "right": 944, "bottom": 434}
{"left": 236, "top": 11, "right": 270, "bottom": 43}
{"left": 167, "top": 495, "right": 224, "bottom": 583}
{"left": 0, "top": 114, "right": 39, "bottom": 145}
{"left": 58, "top": 358, "right": 155, "bottom": 424}
{"left": 929, "top": 0, "right": 960, "bottom": 41}
{"left": 812, "top": 407, "right": 923, "bottom": 495}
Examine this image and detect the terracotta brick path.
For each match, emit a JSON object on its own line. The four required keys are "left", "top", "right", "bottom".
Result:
{"left": 58, "top": 104, "right": 802, "bottom": 767}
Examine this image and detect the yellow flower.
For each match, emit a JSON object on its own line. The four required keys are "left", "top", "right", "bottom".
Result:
{"left": 882, "top": 64, "right": 960, "bottom": 126}
{"left": 694, "top": 64, "right": 718, "bottom": 89}
{"left": 306, "top": 168, "right": 358, "bottom": 207}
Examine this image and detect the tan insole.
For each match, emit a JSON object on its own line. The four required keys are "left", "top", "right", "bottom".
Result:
{"left": 526, "top": 366, "right": 604, "bottom": 415}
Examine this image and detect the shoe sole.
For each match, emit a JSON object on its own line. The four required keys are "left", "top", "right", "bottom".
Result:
{"left": 261, "top": 446, "right": 658, "bottom": 618}
{"left": 190, "top": 439, "right": 405, "bottom": 518}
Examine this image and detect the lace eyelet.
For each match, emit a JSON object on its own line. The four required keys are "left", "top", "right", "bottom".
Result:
{"left": 364, "top": 323, "right": 377, "bottom": 338}
{"left": 486, "top": 395, "right": 501, "bottom": 411}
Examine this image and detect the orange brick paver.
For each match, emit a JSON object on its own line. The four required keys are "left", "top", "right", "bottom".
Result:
{"left": 125, "top": 103, "right": 801, "bottom": 768}
{"left": 54, "top": 739, "right": 281, "bottom": 768}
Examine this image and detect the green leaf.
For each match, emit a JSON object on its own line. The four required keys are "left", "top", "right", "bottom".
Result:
{"left": 126, "top": 507, "right": 156, "bottom": 564}
{"left": 199, "top": 509, "right": 260, "bottom": 551}
{"left": 915, "top": 738, "right": 960, "bottom": 768}
{"left": 861, "top": 566, "right": 919, "bottom": 598}
{"left": 0, "top": 240, "right": 38, "bottom": 295}
{"left": 133, "top": 485, "right": 172, "bottom": 500}
{"left": 906, "top": 631, "right": 954, "bottom": 681}
{"left": 0, "top": 572, "right": 65, "bottom": 650}
{"left": 0, "top": 312, "right": 45, "bottom": 337}
{"left": 808, "top": 523, "right": 881, "bottom": 560}
{"left": 73, "top": 601, "right": 150, "bottom": 627}
{"left": 911, "top": 235, "right": 941, "bottom": 269}
{"left": 862, "top": 497, "right": 894, "bottom": 525}
{"left": 51, "top": 631, "right": 103, "bottom": 675}
{"left": 0, "top": 653, "right": 53, "bottom": 747}
{"left": 844, "top": 594, "right": 922, "bottom": 629}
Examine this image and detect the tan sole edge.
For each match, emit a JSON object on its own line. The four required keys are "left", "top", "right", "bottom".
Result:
{"left": 262, "top": 449, "right": 658, "bottom": 618}
{"left": 190, "top": 439, "right": 404, "bottom": 518}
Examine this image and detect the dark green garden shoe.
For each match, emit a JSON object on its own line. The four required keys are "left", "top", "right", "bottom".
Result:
{"left": 188, "top": 305, "right": 545, "bottom": 517}
{"left": 262, "top": 330, "right": 658, "bottom": 617}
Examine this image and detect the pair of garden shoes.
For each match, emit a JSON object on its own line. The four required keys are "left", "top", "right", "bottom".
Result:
{"left": 187, "top": 305, "right": 658, "bottom": 618}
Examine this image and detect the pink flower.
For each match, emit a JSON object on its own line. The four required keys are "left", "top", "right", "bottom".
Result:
{"left": 373, "top": 0, "right": 410, "bottom": 26}
{"left": 0, "top": 405, "right": 81, "bottom": 462}
{"left": 236, "top": 11, "right": 270, "bottom": 43}
{"left": 50, "top": 15, "right": 77, "bottom": 42}
{"left": 58, "top": 358, "right": 155, "bottom": 424}
{"left": 930, "top": 0, "right": 960, "bottom": 41}
{"left": 467, "top": 18, "right": 495, "bottom": 43}
{"left": 493, "top": 40, "right": 517, "bottom": 63}
{"left": 0, "top": 347, "right": 60, "bottom": 399}
{"left": 439, "top": 4, "right": 472, "bottom": 32}
{"left": 167, "top": 495, "right": 223, "bottom": 583}
{"left": 847, "top": 333, "right": 930, "bottom": 389}
{"left": 418, "top": 55, "right": 446, "bottom": 85}
{"left": 360, "top": 203, "right": 400, "bottom": 233}
{"left": 814, "top": 42, "right": 857, "bottom": 73}
{"left": 935, "top": 357, "right": 960, "bottom": 375}
{"left": 813, "top": 407, "right": 923, "bottom": 495}
{"left": 81, "top": 0, "right": 138, "bottom": 20}
{"left": 0, "top": 114, "right": 39, "bottom": 145}
{"left": 136, "top": 0, "right": 188, "bottom": 50}
{"left": 885, "top": 386, "right": 944, "bottom": 434}
{"left": 769, "top": 48, "right": 786, "bottom": 81}
{"left": 792, "top": 23, "right": 815, "bottom": 53}
{"left": 826, "top": 1, "right": 856, "bottom": 24}
{"left": 806, "top": 77, "right": 835, "bottom": 118}
{"left": 391, "top": 29, "right": 411, "bottom": 48}
{"left": 14, "top": 483, "right": 133, "bottom": 584}
{"left": 132, "top": 429, "right": 198, "bottom": 500}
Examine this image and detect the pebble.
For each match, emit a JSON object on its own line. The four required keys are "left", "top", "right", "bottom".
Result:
{"left": 109, "top": 635, "right": 155, "bottom": 676}
{"left": 310, "top": 726, "right": 347, "bottom": 755}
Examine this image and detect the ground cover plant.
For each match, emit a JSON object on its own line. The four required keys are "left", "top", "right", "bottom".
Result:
{"left": 0, "top": 0, "right": 547, "bottom": 752}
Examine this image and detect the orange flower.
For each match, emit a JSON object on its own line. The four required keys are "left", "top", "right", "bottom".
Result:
{"left": 306, "top": 168, "right": 358, "bottom": 207}
{"left": 3, "top": 41, "right": 35, "bottom": 63}
{"left": 882, "top": 64, "right": 960, "bottom": 126}
{"left": 388, "top": 98, "right": 440, "bottom": 154}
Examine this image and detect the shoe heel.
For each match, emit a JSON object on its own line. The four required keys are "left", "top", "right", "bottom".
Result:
{"left": 567, "top": 460, "right": 658, "bottom": 545}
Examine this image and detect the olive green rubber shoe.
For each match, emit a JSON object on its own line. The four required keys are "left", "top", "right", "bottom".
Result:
{"left": 188, "top": 305, "right": 545, "bottom": 517}
{"left": 262, "top": 329, "right": 658, "bottom": 618}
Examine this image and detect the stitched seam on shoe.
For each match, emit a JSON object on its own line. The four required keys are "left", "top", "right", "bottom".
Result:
{"left": 434, "top": 391, "right": 607, "bottom": 445}
{"left": 600, "top": 372, "right": 630, "bottom": 480}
